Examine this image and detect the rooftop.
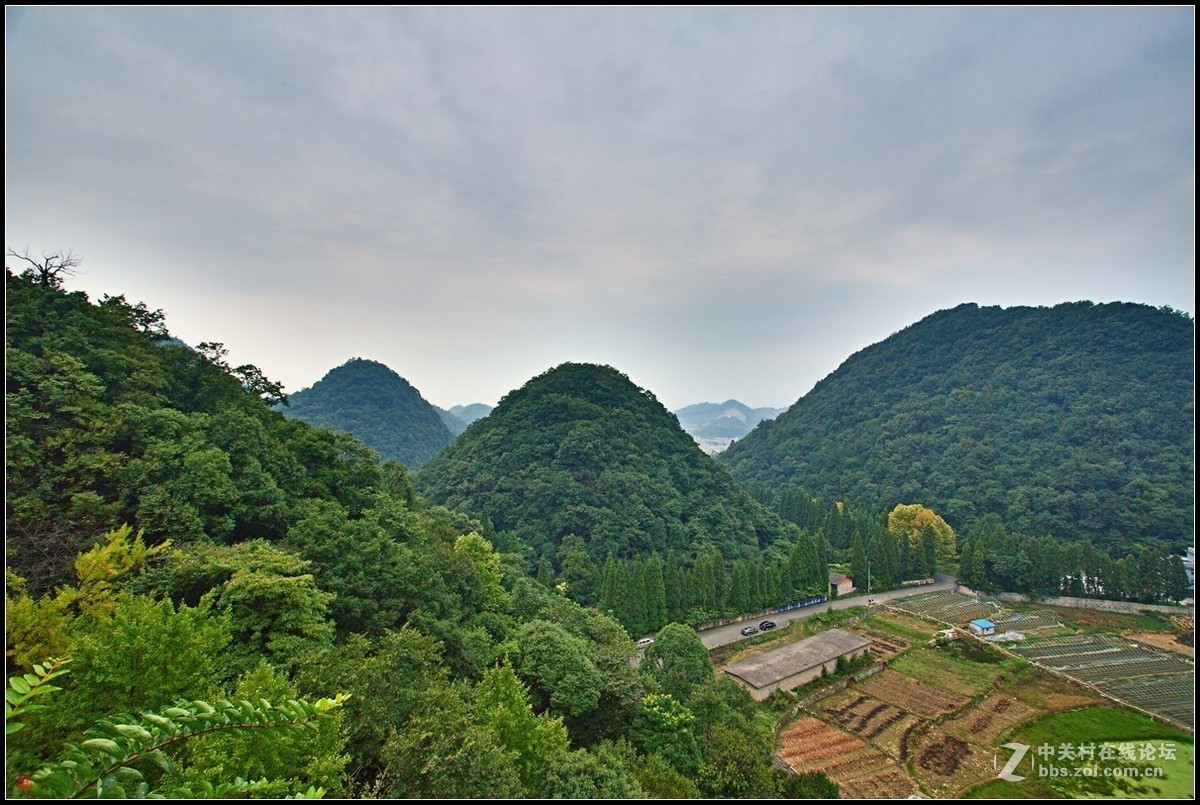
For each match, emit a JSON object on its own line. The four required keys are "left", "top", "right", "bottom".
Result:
{"left": 723, "top": 629, "right": 871, "bottom": 689}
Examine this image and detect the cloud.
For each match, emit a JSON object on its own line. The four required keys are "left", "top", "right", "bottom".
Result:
{"left": 5, "top": 7, "right": 1193, "bottom": 408}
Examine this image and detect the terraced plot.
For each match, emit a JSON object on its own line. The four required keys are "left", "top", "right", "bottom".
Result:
{"left": 860, "top": 669, "right": 968, "bottom": 717}
{"left": 942, "top": 692, "right": 1042, "bottom": 746}
{"left": 777, "top": 716, "right": 916, "bottom": 799}
{"left": 910, "top": 727, "right": 997, "bottom": 798}
{"left": 859, "top": 628, "right": 909, "bottom": 661}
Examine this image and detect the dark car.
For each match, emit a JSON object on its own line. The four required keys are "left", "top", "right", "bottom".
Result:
{"left": 759, "top": 620, "right": 777, "bottom": 631}
{"left": 740, "top": 625, "right": 759, "bottom": 636}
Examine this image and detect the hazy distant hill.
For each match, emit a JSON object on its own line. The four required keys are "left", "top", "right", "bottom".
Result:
{"left": 436, "top": 403, "right": 494, "bottom": 436}
{"left": 673, "top": 400, "right": 784, "bottom": 454}
{"left": 284, "top": 358, "right": 452, "bottom": 468}
{"left": 721, "top": 302, "right": 1195, "bottom": 551}
{"left": 416, "top": 363, "right": 795, "bottom": 568}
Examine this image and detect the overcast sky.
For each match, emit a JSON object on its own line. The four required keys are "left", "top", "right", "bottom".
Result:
{"left": 6, "top": 7, "right": 1194, "bottom": 410}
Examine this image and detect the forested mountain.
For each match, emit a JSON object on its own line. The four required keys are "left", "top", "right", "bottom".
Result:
{"left": 722, "top": 302, "right": 1195, "bottom": 553}
{"left": 415, "top": 364, "right": 834, "bottom": 633}
{"left": 673, "top": 400, "right": 784, "bottom": 454}
{"left": 417, "top": 363, "right": 794, "bottom": 564}
{"left": 6, "top": 268, "right": 834, "bottom": 799}
{"left": 284, "top": 358, "right": 452, "bottom": 468}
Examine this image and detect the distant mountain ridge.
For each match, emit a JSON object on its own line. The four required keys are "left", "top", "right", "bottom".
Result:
{"left": 284, "top": 358, "right": 452, "bottom": 468}
{"left": 720, "top": 302, "right": 1194, "bottom": 550}
{"left": 673, "top": 400, "right": 784, "bottom": 454}
{"left": 436, "top": 403, "right": 494, "bottom": 436}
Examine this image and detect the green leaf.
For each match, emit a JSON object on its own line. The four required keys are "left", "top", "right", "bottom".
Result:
{"left": 146, "top": 749, "right": 174, "bottom": 774}
{"left": 81, "top": 737, "right": 122, "bottom": 754}
{"left": 114, "top": 723, "right": 153, "bottom": 742}
{"left": 7, "top": 721, "right": 25, "bottom": 735}
{"left": 10, "top": 676, "right": 32, "bottom": 694}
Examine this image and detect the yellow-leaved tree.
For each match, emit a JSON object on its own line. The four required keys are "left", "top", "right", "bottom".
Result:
{"left": 887, "top": 504, "right": 956, "bottom": 572}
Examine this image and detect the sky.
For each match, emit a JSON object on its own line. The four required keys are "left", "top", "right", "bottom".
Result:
{"left": 5, "top": 7, "right": 1195, "bottom": 411}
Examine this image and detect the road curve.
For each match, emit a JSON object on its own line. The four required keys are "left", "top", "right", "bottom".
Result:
{"left": 696, "top": 573, "right": 956, "bottom": 649}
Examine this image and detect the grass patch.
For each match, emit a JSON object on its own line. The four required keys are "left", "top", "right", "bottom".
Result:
{"left": 1006, "top": 707, "right": 1192, "bottom": 747}
{"left": 964, "top": 707, "right": 1196, "bottom": 799}
{"left": 889, "top": 642, "right": 1015, "bottom": 697}
{"left": 1045, "top": 606, "right": 1180, "bottom": 634}
{"left": 862, "top": 611, "right": 937, "bottom": 643}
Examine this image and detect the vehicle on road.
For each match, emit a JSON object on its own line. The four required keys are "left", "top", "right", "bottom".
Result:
{"left": 759, "top": 620, "right": 777, "bottom": 630}
{"left": 867, "top": 598, "right": 876, "bottom": 605}
{"left": 740, "top": 625, "right": 759, "bottom": 636}
{"left": 636, "top": 637, "right": 654, "bottom": 650}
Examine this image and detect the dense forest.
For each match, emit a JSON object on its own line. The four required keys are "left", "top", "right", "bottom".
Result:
{"left": 5, "top": 267, "right": 838, "bottom": 799}
{"left": 283, "top": 357, "right": 453, "bottom": 468}
{"left": 413, "top": 363, "right": 861, "bottom": 634}
{"left": 722, "top": 302, "right": 1195, "bottom": 554}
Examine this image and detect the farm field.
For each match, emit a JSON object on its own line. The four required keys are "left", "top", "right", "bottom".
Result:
{"left": 1008, "top": 635, "right": 1194, "bottom": 730}
{"left": 887, "top": 590, "right": 1001, "bottom": 624}
{"left": 941, "top": 691, "right": 1043, "bottom": 747}
{"left": 859, "top": 668, "right": 968, "bottom": 718}
{"left": 778, "top": 715, "right": 916, "bottom": 798}
{"left": 773, "top": 611, "right": 1194, "bottom": 798}
{"left": 887, "top": 641, "right": 1016, "bottom": 697}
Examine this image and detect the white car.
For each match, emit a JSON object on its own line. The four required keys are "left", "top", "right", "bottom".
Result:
{"left": 636, "top": 637, "right": 655, "bottom": 650}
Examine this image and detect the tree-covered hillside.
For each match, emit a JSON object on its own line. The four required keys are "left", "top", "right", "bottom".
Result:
{"left": 722, "top": 302, "right": 1195, "bottom": 552}
{"left": 417, "top": 363, "right": 796, "bottom": 560}
{"left": 284, "top": 358, "right": 453, "bottom": 468}
{"left": 7, "top": 269, "right": 836, "bottom": 800}
{"left": 415, "top": 364, "right": 814, "bottom": 608}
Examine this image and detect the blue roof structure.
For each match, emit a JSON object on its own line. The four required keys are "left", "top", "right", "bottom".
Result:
{"left": 970, "top": 618, "right": 995, "bottom": 628}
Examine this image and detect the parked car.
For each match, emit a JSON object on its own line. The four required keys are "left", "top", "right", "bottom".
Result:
{"left": 759, "top": 620, "right": 777, "bottom": 631}
{"left": 867, "top": 598, "right": 876, "bottom": 605}
{"left": 740, "top": 625, "right": 759, "bottom": 636}
{"left": 636, "top": 637, "right": 655, "bottom": 650}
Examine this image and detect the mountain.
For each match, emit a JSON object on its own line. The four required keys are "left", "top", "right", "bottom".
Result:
{"left": 436, "top": 402, "right": 494, "bottom": 436}
{"left": 450, "top": 403, "right": 493, "bottom": 424}
{"left": 415, "top": 363, "right": 797, "bottom": 568}
{"left": 721, "top": 302, "right": 1195, "bottom": 551}
{"left": 673, "top": 400, "right": 784, "bottom": 454}
{"left": 284, "top": 358, "right": 452, "bottom": 468}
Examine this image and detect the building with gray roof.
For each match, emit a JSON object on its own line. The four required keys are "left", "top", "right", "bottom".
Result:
{"left": 722, "top": 629, "right": 872, "bottom": 700}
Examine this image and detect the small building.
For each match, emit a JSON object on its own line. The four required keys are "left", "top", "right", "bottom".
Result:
{"left": 722, "top": 629, "right": 872, "bottom": 701}
{"left": 828, "top": 571, "right": 855, "bottom": 597}
{"left": 968, "top": 618, "right": 996, "bottom": 637}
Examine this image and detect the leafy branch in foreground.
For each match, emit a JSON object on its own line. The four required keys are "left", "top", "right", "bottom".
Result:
{"left": 5, "top": 658, "right": 70, "bottom": 735}
{"left": 13, "top": 693, "right": 348, "bottom": 799}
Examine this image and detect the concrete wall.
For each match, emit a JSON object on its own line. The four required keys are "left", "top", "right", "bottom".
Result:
{"left": 957, "top": 585, "right": 1194, "bottom": 615}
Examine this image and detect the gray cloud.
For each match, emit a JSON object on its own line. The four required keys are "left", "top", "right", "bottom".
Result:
{"left": 6, "top": 7, "right": 1194, "bottom": 410}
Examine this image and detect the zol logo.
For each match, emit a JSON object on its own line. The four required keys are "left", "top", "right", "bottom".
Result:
{"left": 996, "top": 742, "right": 1030, "bottom": 781}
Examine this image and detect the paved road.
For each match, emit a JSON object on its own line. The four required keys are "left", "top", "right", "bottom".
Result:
{"left": 696, "top": 573, "right": 956, "bottom": 649}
